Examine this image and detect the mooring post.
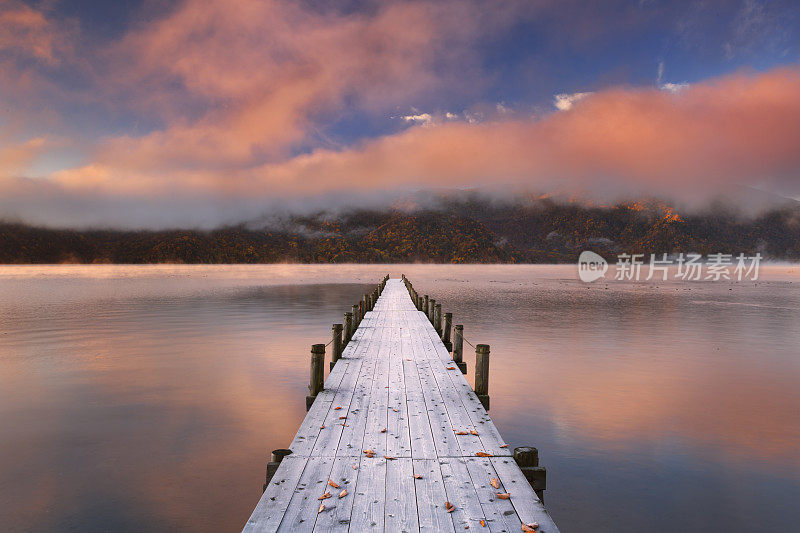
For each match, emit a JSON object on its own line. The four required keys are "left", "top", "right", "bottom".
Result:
{"left": 306, "top": 344, "right": 325, "bottom": 410}
{"left": 434, "top": 303, "right": 442, "bottom": 334}
{"left": 453, "top": 324, "right": 467, "bottom": 373}
{"left": 428, "top": 298, "right": 436, "bottom": 323}
{"left": 514, "top": 447, "right": 546, "bottom": 501}
{"left": 442, "top": 312, "right": 452, "bottom": 351}
{"left": 424, "top": 295, "right": 429, "bottom": 315}
{"left": 474, "top": 344, "right": 490, "bottom": 410}
{"left": 344, "top": 312, "right": 353, "bottom": 345}
{"left": 263, "top": 449, "right": 293, "bottom": 492}
{"left": 331, "top": 323, "right": 343, "bottom": 370}
{"left": 352, "top": 304, "right": 360, "bottom": 330}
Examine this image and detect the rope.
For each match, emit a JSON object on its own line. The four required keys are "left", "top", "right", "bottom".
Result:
{"left": 461, "top": 336, "right": 476, "bottom": 349}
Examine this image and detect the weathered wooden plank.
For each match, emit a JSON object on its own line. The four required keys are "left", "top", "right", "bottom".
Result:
{"left": 276, "top": 456, "right": 335, "bottom": 532}
{"left": 490, "top": 457, "right": 559, "bottom": 533}
{"left": 312, "top": 456, "right": 360, "bottom": 532}
{"left": 386, "top": 327, "right": 412, "bottom": 458}
{"left": 463, "top": 457, "right": 523, "bottom": 533}
{"left": 244, "top": 455, "right": 308, "bottom": 533}
{"left": 439, "top": 457, "right": 486, "bottom": 531}
{"left": 349, "top": 455, "right": 387, "bottom": 531}
{"left": 385, "top": 458, "right": 420, "bottom": 533}
{"left": 411, "top": 459, "right": 457, "bottom": 533}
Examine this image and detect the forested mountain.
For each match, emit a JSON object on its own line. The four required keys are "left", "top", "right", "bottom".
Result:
{"left": 2, "top": 196, "right": 800, "bottom": 263}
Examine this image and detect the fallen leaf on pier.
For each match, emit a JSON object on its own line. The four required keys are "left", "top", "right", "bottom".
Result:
{"left": 470, "top": 429, "right": 479, "bottom": 435}
{"left": 496, "top": 492, "right": 510, "bottom": 499}
{"left": 334, "top": 406, "right": 342, "bottom": 410}
{"left": 447, "top": 366, "right": 456, "bottom": 370}
{"left": 521, "top": 523, "right": 539, "bottom": 531}
{"left": 480, "top": 520, "right": 486, "bottom": 527}
{"left": 365, "top": 452, "right": 375, "bottom": 458}
{"left": 352, "top": 465, "right": 358, "bottom": 470}
{"left": 384, "top": 455, "right": 396, "bottom": 460}
{"left": 490, "top": 477, "right": 500, "bottom": 489}
{"left": 318, "top": 503, "right": 325, "bottom": 513}
{"left": 320, "top": 425, "right": 325, "bottom": 429}
{"left": 476, "top": 452, "right": 492, "bottom": 457}
{"left": 414, "top": 474, "right": 422, "bottom": 479}
{"left": 381, "top": 428, "right": 386, "bottom": 433}
{"left": 339, "top": 489, "right": 348, "bottom": 498}
{"left": 318, "top": 492, "right": 331, "bottom": 500}
{"left": 339, "top": 416, "right": 347, "bottom": 419}
{"left": 499, "top": 444, "right": 509, "bottom": 448}
{"left": 363, "top": 449, "right": 374, "bottom": 454}
{"left": 328, "top": 480, "right": 340, "bottom": 488}
{"left": 392, "top": 408, "right": 398, "bottom": 412}
{"left": 455, "top": 431, "right": 469, "bottom": 435}
{"left": 341, "top": 422, "right": 348, "bottom": 426}
{"left": 445, "top": 501, "right": 454, "bottom": 513}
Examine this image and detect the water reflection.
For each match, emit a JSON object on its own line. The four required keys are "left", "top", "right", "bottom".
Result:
{"left": 1, "top": 265, "right": 799, "bottom": 532}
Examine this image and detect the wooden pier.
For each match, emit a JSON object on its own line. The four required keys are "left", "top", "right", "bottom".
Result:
{"left": 244, "top": 277, "right": 559, "bottom": 532}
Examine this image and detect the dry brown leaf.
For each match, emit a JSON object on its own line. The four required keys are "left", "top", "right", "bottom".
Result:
{"left": 521, "top": 523, "right": 539, "bottom": 532}
{"left": 320, "top": 425, "right": 325, "bottom": 429}
{"left": 381, "top": 428, "right": 387, "bottom": 433}
{"left": 339, "top": 416, "right": 347, "bottom": 419}
{"left": 455, "top": 431, "right": 469, "bottom": 435}
{"left": 413, "top": 474, "right": 422, "bottom": 479}
{"left": 480, "top": 519, "right": 486, "bottom": 527}
{"left": 328, "top": 480, "right": 340, "bottom": 489}
{"left": 476, "top": 452, "right": 492, "bottom": 457}
{"left": 496, "top": 492, "right": 511, "bottom": 499}
{"left": 334, "top": 406, "right": 341, "bottom": 410}
{"left": 446, "top": 366, "right": 456, "bottom": 370}
{"left": 384, "top": 455, "right": 396, "bottom": 460}
{"left": 490, "top": 477, "right": 500, "bottom": 489}
{"left": 392, "top": 408, "right": 398, "bottom": 412}
{"left": 341, "top": 422, "right": 348, "bottom": 426}
{"left": 365, "top": 452, "right": 375, "bottom": 458}
{"left": 339, "top": 489, "right": 348, "bottom": 498}
{"left": 470, "top": 429, "right": 479, "bottom": 436}
{"left": 363, "top": 449, "right": 374, "bottom": 454}
{"left": 444, "top": 501, "right": 454, "bottom": 512}
{"left": 318, "top": 503, "right": 325, "bottom": 513}
{"left": 499, "top": 444, "right": 509, "bottom": 448}
{"left": 352, "top": 465, "right": 358, "bottom": 470}
{"left": 318, "top": 492, "right": 331, "bottom": 500}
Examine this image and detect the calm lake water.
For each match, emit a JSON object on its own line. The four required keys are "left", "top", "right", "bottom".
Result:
{"left": 1, "top": 264, "right": 799, "bottom": 532}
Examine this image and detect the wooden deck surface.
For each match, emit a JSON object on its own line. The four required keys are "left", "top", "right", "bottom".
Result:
{"left": 243, "top": 279, "right": 559, "bottom": 532}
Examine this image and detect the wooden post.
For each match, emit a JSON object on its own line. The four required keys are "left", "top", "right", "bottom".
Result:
{"left": 424, "top": 295, "right": 429, "bottom": 315}
{"left": 434, "top": 303, "right": 442, "bottom": 334}
{"left": 344, "top": 312, "right": 353, "bottom": 345}
{"left": 442, "top": 312, "right": 452, "bottom": 351}
{"left": 453, "top": 324, "right": 466, "bottom": 373}
{"left": 306, "top": 344, "right": 325, "bottom": 410}
{"left": 474, "top": 344, "right": 490, "bottom": 410}
{"left": 428, "top": 298, "right": 436, "bottom": 323}
{"left": 514, "top": 447, "right": 546, "bottom": 501}
{"left": 263, "top": 449, "right": 293, "bottom": 492}
{"left": 352, "top": 304, "right": 360, "bottom": 329}
{"left": 331, "top": 323, "right": 343, "bottom": 370}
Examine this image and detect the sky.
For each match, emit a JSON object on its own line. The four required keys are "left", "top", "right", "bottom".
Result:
{"left": 1, "top": 0, "right": 800, "bottom": 228}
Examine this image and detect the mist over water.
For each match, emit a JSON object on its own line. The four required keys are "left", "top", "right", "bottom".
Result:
{"left": 1, "top": 265, "right": 799, "bottom": 532}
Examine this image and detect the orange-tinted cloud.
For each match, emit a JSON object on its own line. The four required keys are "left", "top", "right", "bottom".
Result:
{"left": 48, "top": 66, "right": 800, "bottom": 201}
{"left": 2, "top": 1, "right": 800, "bottom": 227}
